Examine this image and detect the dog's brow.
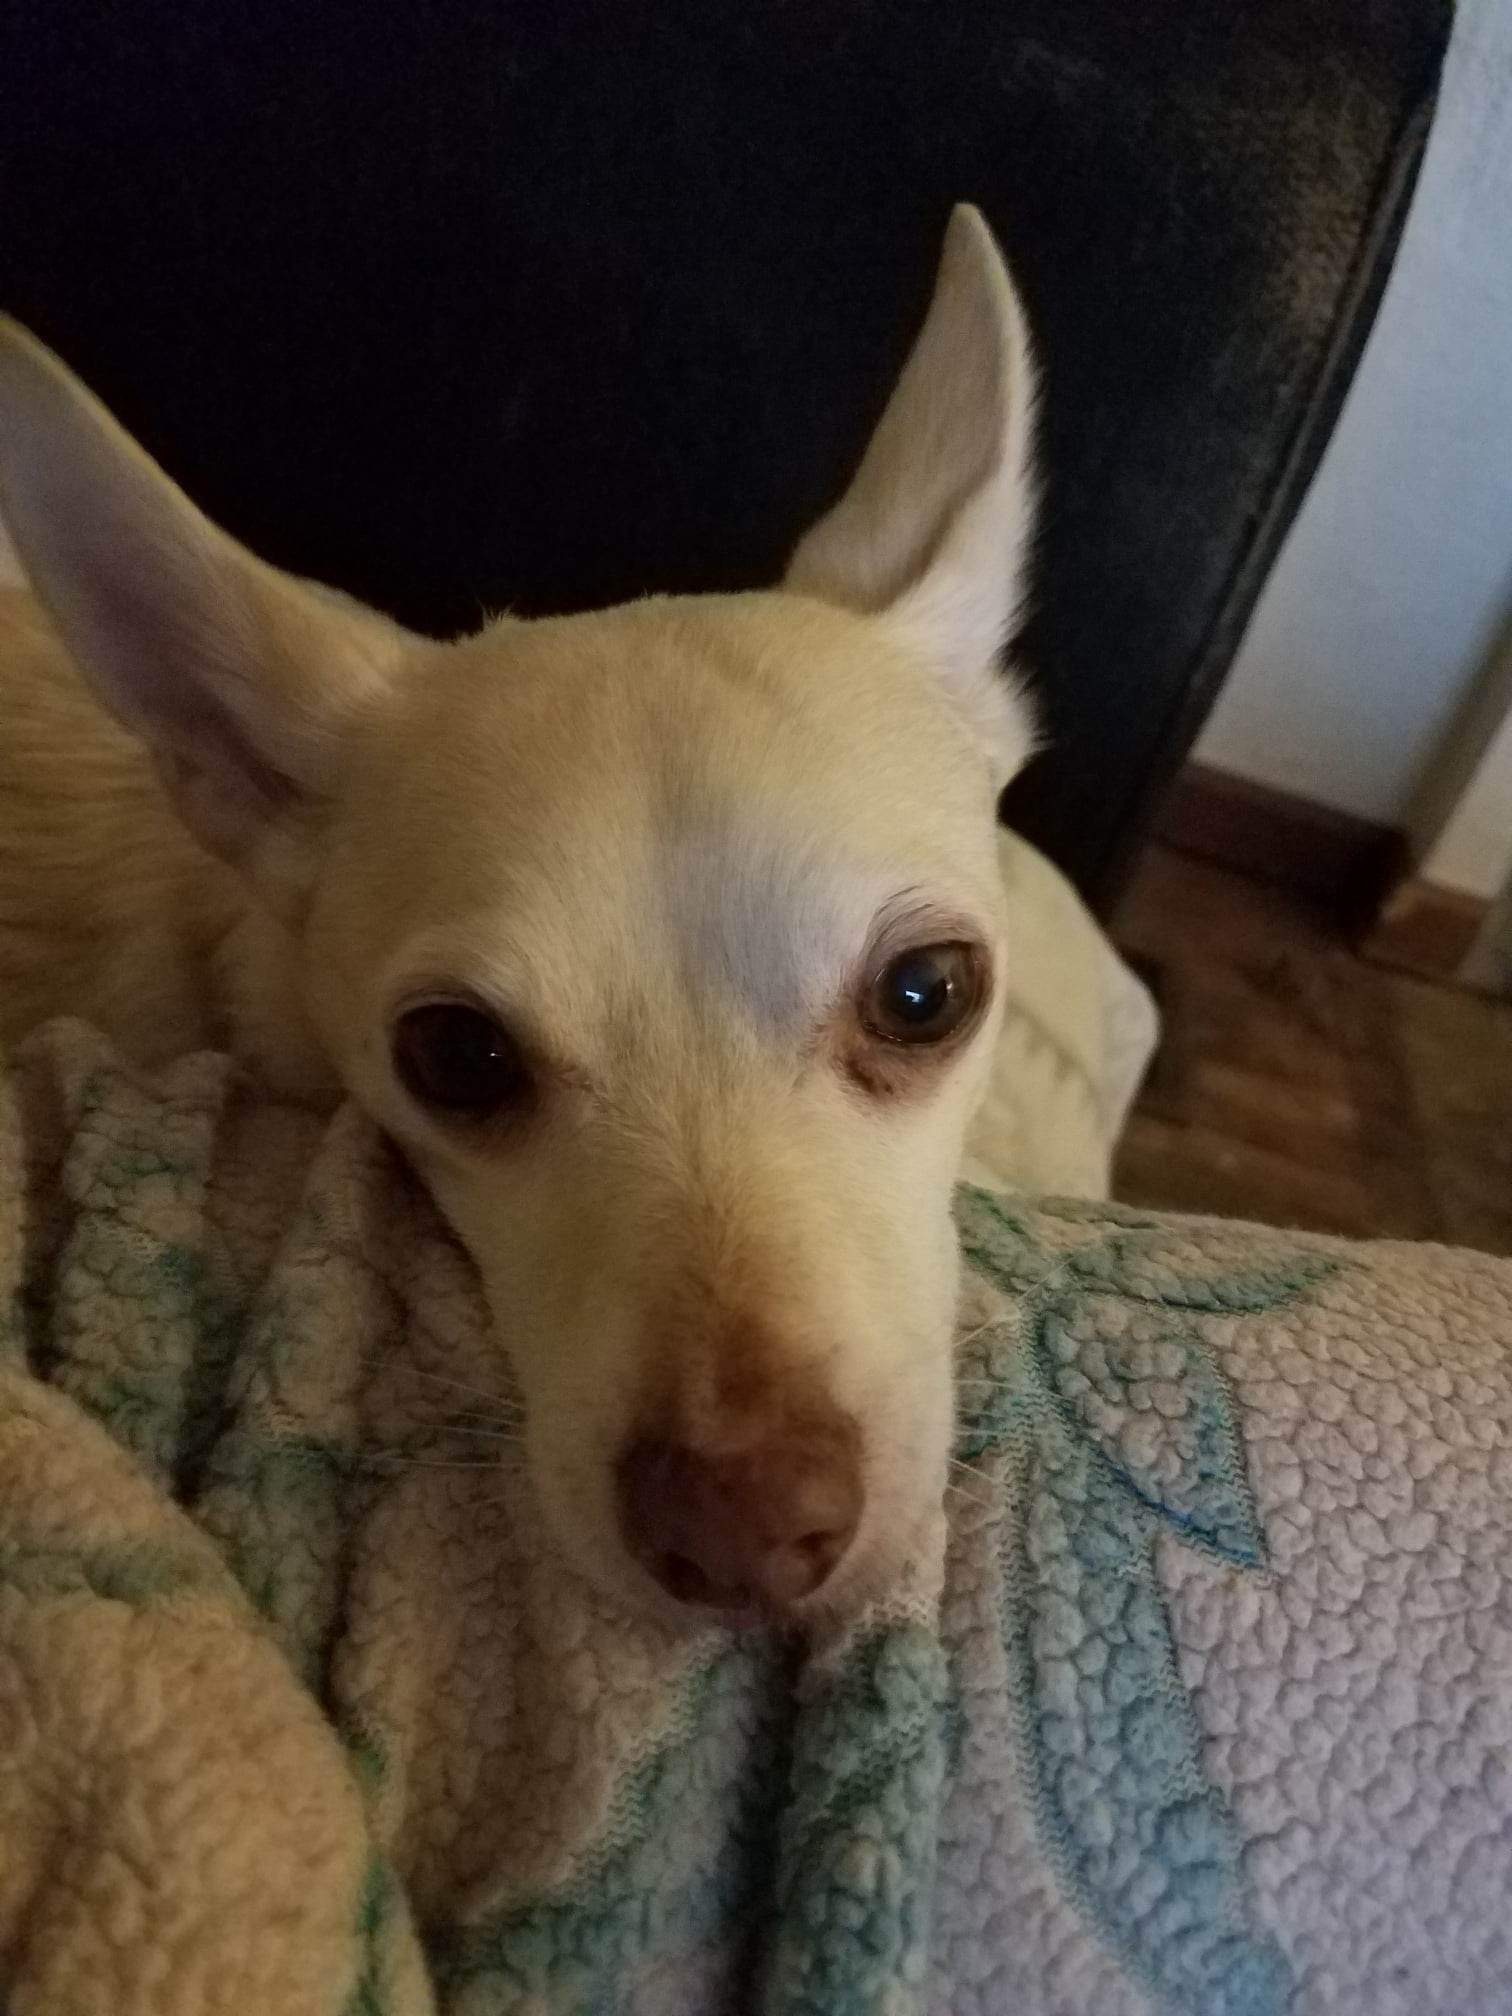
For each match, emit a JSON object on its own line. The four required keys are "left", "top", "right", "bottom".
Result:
{"left": 659, "top": 836, "right": 883, "bottom": 1035}
{"left": 866, "top": 893, "right": 991, "bottom": 957}
{"left": 660, "top": 824, "right": 994, "bottom": 1039}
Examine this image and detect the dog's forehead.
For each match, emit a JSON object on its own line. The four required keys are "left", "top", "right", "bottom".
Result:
{"left": 419, "top": 592, "right": 986, "bottom": 825}
{"left": 357, "top": 593, "right": 1001, "bottom": 1037}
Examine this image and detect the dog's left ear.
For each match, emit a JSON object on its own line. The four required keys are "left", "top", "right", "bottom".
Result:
{"left": 785, "top": 204, "right": 1038, "bottom": 782}
{"left": 0, "top": 318, "right": 413, "bottom": 906}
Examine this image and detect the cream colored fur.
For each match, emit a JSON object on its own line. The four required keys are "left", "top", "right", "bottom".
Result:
{"left": 0, "top": 207, "right": 1040, "bottom": 1623}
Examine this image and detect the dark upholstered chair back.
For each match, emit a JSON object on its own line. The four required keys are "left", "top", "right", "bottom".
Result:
{"left": 0, "top": 0, "right": 1451, "bottom": 905}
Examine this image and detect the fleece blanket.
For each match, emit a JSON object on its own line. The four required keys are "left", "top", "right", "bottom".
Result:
{"left": 3, "top": 1021, "right": 1512, "bottom": 2016}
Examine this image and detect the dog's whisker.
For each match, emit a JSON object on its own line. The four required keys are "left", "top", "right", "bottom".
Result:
{"left": 954, "top": 1313, "right": 1005, "bottom": 1353}
{"left": 431, "top": 1401, "right": 529, "bottom": 1427}
{"left": 432, "top": 1422, "right": 527, "bottom": 1443}
{"left": 451, "top": 1400, "right": 528, "bottom": 1423}
{"left": 379, "top": 1361, "right": 525, "bottom": 1411}
{"left": 945, "top": 1483, "right": 998, "bottom": 1517}
{"left": 362, "top": 1452, "right": 512, "bottom": 1473}
{"left": 399, "top": 1367, "right": 522, "bottom": 1406}
{"left": 946, "top": 1494, "right": 997, "bottom": 1521}
{"left": 946, "top": 1458, "right": 999, "bottom": 1512}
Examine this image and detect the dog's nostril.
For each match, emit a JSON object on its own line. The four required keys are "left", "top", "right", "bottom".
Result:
{"left": 657, "top": 1552, "right": 732, "bottom": 1608}
{"left": 617, "top": 1428, "right": 862, "bottom": 1614}
{"left": 798, "top": 1528, "right": 843, "bottom": 1573}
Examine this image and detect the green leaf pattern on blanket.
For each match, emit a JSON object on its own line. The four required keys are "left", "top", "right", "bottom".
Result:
{"left": 345, "top": 1856, "right": 413, "bottom": 2016}
{"left": 763, "top": 1626, "right": 949, "bottom": 2016}
{"left": 426, "top": 1643, "right": 792, "bottom": 2012}
{"left": 24, "top": 1069, "right": 252, "bottom": 1485}
{"left": 954, "top": 1187, "right": 1324, "bottom": 2016}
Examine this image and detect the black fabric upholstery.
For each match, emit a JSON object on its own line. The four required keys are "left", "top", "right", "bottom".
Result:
{"left": 0, "top": 1, "right": 1451, "bottom": 906}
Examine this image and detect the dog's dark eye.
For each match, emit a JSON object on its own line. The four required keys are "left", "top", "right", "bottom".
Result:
{"left": 863, "top": 944, "right": 982, "bottom": 1046}
{"left": 392, "top": 1003, "right": 530, "bottom": 1118}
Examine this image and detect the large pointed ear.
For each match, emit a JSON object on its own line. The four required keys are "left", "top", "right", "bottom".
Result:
{"left": 0, "top": 318, "right": 411, "bottom": 900}
{"left": 785, "top": 204, "right": 1039, "bottom": 782}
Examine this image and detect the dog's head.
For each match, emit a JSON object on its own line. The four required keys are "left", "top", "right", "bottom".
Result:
{"left": 0, "top": 207, "right": 1037, "bottom": 1627}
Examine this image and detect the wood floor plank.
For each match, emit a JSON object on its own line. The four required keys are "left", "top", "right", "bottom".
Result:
{"left": 1110, "top": 846, "right": 1512, "bottom": 1255}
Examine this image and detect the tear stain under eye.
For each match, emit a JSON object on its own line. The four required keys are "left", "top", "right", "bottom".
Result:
{"left": 834, "top": 1017, "right": 966, "bottom": 1101}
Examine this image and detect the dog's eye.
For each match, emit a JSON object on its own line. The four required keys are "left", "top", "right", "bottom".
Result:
{"left": 392, "top": 1003, "right": 530, "bottom": 1118}
{"left": 862, "top": 944, "right": 982, "bottom": 1046}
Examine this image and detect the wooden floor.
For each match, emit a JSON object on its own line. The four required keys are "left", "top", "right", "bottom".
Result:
{"left": 1111, "top": 846, "right": 1512, "bottom": 1256}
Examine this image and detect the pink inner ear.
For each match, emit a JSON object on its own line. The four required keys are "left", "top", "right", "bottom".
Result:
{"left": 156, "top": 735, "right": 301, "bottom": 872}
{"left": 81, "top": 545, "right": 326, "bottom": 867}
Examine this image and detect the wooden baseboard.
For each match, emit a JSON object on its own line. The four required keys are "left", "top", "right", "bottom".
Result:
{"left": 1154, "top": 763, "right": 1407, "bottom": 920}
{"left": 1358, "top": 874, "right": 1492, "bottom": 981}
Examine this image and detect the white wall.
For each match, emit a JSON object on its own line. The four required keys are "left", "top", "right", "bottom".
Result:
{"left": 1197, "top": 0, "right": 1512, "bottom": 837}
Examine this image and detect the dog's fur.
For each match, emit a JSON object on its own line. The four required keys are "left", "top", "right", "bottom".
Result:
{"left": 0, "top": 207, "right": 1037, "bottom": 1626}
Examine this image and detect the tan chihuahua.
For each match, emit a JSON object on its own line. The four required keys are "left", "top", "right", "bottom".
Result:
{"left": 0, "top": 207, "right": 1037, "bottom": 1629}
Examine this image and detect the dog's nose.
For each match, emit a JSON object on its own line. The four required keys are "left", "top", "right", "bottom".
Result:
{"left": 617, "top": 1430, "right": 863, "bottom": 1614}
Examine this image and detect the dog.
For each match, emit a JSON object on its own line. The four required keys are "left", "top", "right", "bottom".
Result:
{"left": 0, "top": 206, "right": 1038, "bottom": 1630}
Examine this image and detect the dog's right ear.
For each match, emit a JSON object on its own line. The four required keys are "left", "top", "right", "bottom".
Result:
{"left": 0, "top": 319, "right": 412, "bottom": 904}
{"left": 785, "top": 205, "right": 1038, "bottom": 784}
